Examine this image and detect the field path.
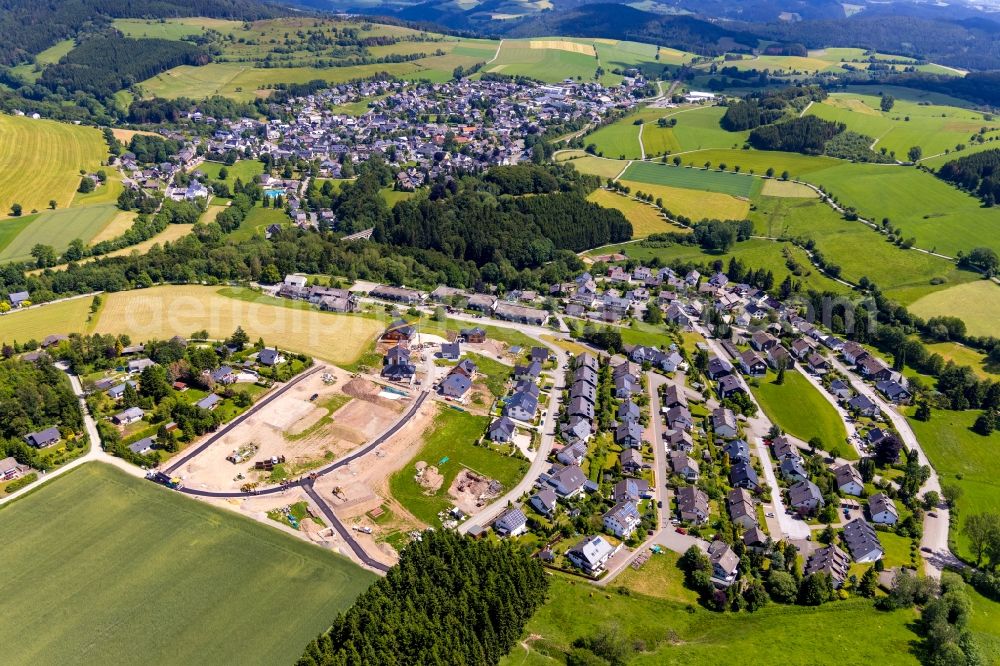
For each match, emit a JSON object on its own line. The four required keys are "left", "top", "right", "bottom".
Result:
{"left": 486, "top": 39, "right": 504, "bottom": 64}
{"left": 614, "top": 160, "right": 632, "bottom": 180}
{"left": 637, "top": 123, "right": 646, "bottom": 160}
{"left": 799, "top": 100, "right": 813, "bottom": 117}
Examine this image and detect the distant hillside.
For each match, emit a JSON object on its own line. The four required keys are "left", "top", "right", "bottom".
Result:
{"left": 0, "top": 0, "right": 286, "bottom": 66}
{"left": 749, "top": 14, "right": 1000, "bottom": 70}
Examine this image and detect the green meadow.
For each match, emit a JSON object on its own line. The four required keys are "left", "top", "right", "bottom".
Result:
{"left": 0, "top": 463, "right": 374, "bottom": 665}
{"left": 751, "top": 369, "right": 853, "bottom": 458}
{"left": 622, "top": 161, "right": 759, "bottom": 197}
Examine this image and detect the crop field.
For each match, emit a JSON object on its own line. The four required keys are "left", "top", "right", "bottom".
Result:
{"left": 89, "top": 210, "right": 138, "bottom": 244}
{"left": 0, "top": 463, "right": 373, "bottom": 665}
{"left": 751, "top": 370, "right": 853, "bottom": 458}
{"left": 760, "top": 179, "right": 817, "bottom": 197}
{"left": 91, "top": 285, "right": 383, "bottom": 365}
{"left": 0, "top": 296, "right": 94, "bottom": 345}
{"left": 622, "top": 161, "right": 759, "bottom": 198}
{"left": 0, "top": 204, "right": 119, "bottom": 263}
{"left": 751, "top": 196, "right": 971, "bottom": 303}
{"left": 618, "top": 179, "right": 750, "bottom": 221}
{"left": 804, "top": 162, "right": 1000, "bottom": 258}
{"left": 910, "top": 280, "right": 1000, "bottom": 337}
{"left": 0, "top": 114, "right": 109, "bottom": 214}
{"left": 503, "top": 576, "right": 920, "bottom": 665}
{"left": 586, "top": 188, "right": 675, "bottom": 238}
{"left": 910, "top": 408, "right": 1000, "bottom": 561}
{"left": 641, "top": 123, "right": 682, "bottom": 156}
{"left": 388, "top": 405, "right": 527, "bottom": 525}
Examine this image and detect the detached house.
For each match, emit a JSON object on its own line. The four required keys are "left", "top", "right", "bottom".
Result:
{"left": 493, "top": 506, "right": 528, "bottom": 537}
{"left": 676, "top": 485, "right": 709, "bottom": 524}
{"left": 835, "top": 464, "right": 864, "bottom": 496}
{"left": 603, "top": 501, "right": 641, "bottom": 539}
{"left": 868, "top": 493, "right": 899, "bottom": 525}
{"left": 708, "top": 540, "right": 740, "bottom": 587}
{"left": 567, "top": 535, "right": 617, "bottom": 574}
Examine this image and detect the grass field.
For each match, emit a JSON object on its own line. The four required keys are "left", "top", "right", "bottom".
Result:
{"left": 622, "top": 161, "right": 759, "bottom": 198}
{"left": 923, "top": 341, "right": 999, "bottom": 380}
{"left": 804, "top": 162, "right": 1000, "bottom": 258}
{"left": 909, "top": 408, "right": 1000, "bottom": 561}
{"left": 586, "top": 188, "right": 675, "bottom": 237}
{"left": 674, "top": 148, "right": 840, "bottom": 178}
{"left": 750, "top": 196, "right": 972, "bottom": 303}
{"left": 502, "top": 576, "right": 920, "bottom": 665}
{"left": 909, "top": 280, "right": 1000, "bottom": 338}
{"left": 114, "top": 17, "right": 242, "bottom": 39}
{"left": 197, "top": 159, "right": 264, "bottom": 184}
{"left": 585, "top": 121, "right": 643, "bottom": 160}
{"left": 751, "top": 369, "right": 853, "bottom": 458}
{"left": 90, "top": 285, "right": 382, "bottom": 365}
{"left": 614, "top": 550, "right": 700, "bottom": 604}
{"left": 229, "top": 204, "right": 287, "bottom": 241}
{"left": 0, "top": 114, "right": 109, "bottom": 214}
{"left": 808, "top": 92, "right": 999, "bottom": 159}
{"left": 9, "top": 39, "right": 74, "bottom": 82}
{"left": 669, "top": 106, "right": 749, "bottom": 152}
{"left": 0, "top": 204, "right": 120, "bottom": 263}
{"left": 557, "top": 153, "right": 628, "bottom": 180}
{"left": 486, "top": 39, "right": 616, "bottom": 85}
{"left": 0, "top": 295, "right": 94, "bottom": 344}
{"left": 619, "top": 179, "right": 750, "bottom": 221}
{"left": 760, "top": 179, "right": 818, "bottom": 197}
{"left": 388, "top": 405, "right": 527, "bottom": 525}
{"left": 0, "top": 214, "right": 35, "bottom": 256}
{"left": 0, "top": 463, "right": 373, "bottom": 665}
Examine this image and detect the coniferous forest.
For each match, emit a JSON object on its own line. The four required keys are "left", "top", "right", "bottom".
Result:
{"left": 296, "top": 530, "right": 548, "bottom": 666}
{"left": 937, "top": 149, "right": 1000, "bottom": 206}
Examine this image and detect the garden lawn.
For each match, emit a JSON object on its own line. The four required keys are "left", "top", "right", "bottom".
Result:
{"left": 502, "top": 575, "right": 920, "bottom": 665}
{"left": 0, "top": 463, "right": 373, "bottom": 666}
{"left": 622, "top": 161, "right": 758, "bottom": 197}
{"left": 751, "top": 369, "right": 853, "bottom": 458}
{"left": 586, "top": 188, "right": 676, "bottom": 238}
{"left": 613, "top": 550, "right": 700, "bottom": 604}
{"left": 388, "top": 405, "right": 527, "bottom": 525}
{"left": 229, "top": 203, "right": 288, "bottom": 241}
{"left": 466, "top": 352, "right": 512, "bottom": 397}
{"left": 909, "top": 281, "right": 1000, "bottom": 338}
{"left": 909, "top": 408, "right": 1000, "bottom": 561}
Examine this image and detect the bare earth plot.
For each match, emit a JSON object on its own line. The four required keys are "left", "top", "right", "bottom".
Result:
{"left": 92, "top": 285, "right": 383, "bottom": 365}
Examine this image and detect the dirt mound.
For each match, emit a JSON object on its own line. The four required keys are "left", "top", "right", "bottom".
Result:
{"left": 448, "top": 469, "right": 502, "bottom": 513}
{"left": 343, "top": 377, "right": 382, "bottom": 401}
{"left": 414, "top": 461, "right": 443, "bottom": 494}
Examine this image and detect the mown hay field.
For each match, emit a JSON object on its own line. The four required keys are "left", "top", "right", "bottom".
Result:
{"left": 92, "top": 285, "right": 383, "bottom": 365}
{"left": 0, "top": 114, "right": 109, "bottom": 213}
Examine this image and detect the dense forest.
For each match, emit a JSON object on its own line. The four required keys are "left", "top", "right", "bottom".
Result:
{"left": 936, "top": 149, "right": 1000, "bottom": 206}
{"left": 0, "top": 357, "right": 84, "bottom": 471}
{"left": 720, "top": 86, "right": 825, "bottom": 131}
{"left": 0, "top": 0, "right": 283, "bottom": 67}
{"left": 297, "top": 530, "right": 547, "bottom": 666}
{"left": 748, "top": 116, "right": 845, "bottom": 155}
{"left": 39, "top": 32, "right": 208, "bottom": 101}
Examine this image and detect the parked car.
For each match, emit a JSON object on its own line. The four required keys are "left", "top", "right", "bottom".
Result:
{"left": 675, "top": 527, "right": 687, "bottom": 535}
